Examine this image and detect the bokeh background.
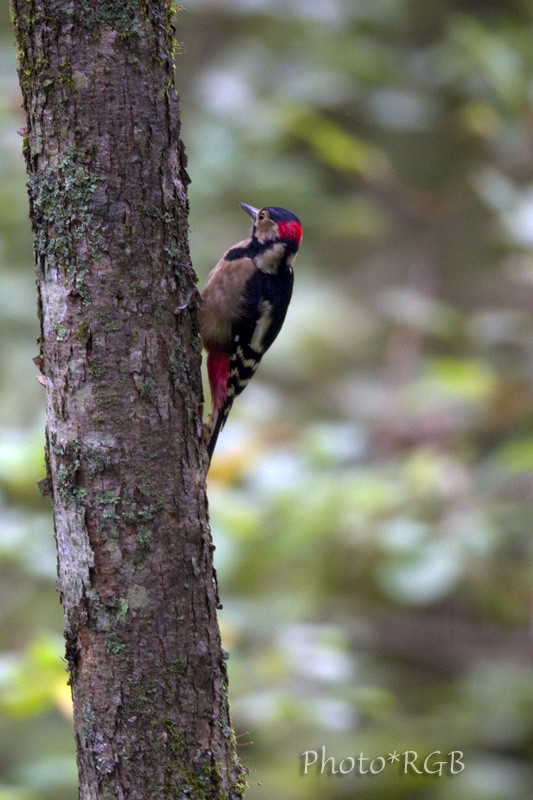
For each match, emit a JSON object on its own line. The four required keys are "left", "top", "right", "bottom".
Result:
{"left": 2, "top": 0, "right": 533, "bottom": 798}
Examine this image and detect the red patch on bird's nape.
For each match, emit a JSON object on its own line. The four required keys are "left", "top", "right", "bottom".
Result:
{"left": 277, "top": 220, "right": 303, "bottom": 246}
{"left": 207, "top": 351, "right": 230, "bottom": 410}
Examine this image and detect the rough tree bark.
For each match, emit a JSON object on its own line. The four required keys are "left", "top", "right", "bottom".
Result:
{"left": 11, "top": 2, "right": 246, "bottom": 798}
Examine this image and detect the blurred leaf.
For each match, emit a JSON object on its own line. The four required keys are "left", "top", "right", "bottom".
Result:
{"left": 404, "top": 448, "right": 471, "bottom": 500}
{"left": 0, "top": 789, "right": 40, "bottom": 800}
{"left": 280, "top": 105, "right": 392, "bottom": 181}
{"left": 0, "top": 432, "right": 46, "bottom": 505}
{"left": 378, "top": 288, "right": 461, "bottom": 338}
{"left": 301, "top": 422, "right": 369, "bottom": 467}
{"left": 421, "top": 358, "right": 496, "bottom": 403}
{"left": 495, "top": 437, "right": 533, "bottom": 475}
{"left": 376, "top": 537, "right": 462, "bottom": 605}
{"left": 12, "top": 755, "right": 78, "bottom": 792}
{"left": 0, "top": 636, "right": 70, "bottom": 719}
{"left": 449, "top": 16, "right": 527, "bottom": 113}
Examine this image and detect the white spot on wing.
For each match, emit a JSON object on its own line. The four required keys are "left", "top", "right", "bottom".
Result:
{"left": 250, "top": 302, "right": 273, "bottom": 353}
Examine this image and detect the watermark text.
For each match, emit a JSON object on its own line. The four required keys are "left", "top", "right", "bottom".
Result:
{"left": 301, "top": 747, "right": 464, "bottom": 777}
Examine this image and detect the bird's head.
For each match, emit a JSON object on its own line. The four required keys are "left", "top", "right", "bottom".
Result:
{"left": 241, "top": 203, "right": 302, "bottom": 249}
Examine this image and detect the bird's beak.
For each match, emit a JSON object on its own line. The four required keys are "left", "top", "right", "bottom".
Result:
{"left": 240, "top": 203, "right": 259, "bottom": 220}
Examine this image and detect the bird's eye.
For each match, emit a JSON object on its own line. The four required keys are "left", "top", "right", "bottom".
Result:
{"left": 258, "top": 212, "right": 265, "bottom": 220}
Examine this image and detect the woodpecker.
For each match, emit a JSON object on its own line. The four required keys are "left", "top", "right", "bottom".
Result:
{"left": 200, "top": 202, "right": 302, "bottom": 464}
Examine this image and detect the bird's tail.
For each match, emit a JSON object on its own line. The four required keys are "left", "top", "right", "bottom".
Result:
{"left": 203, "top": 399, "right": 233, "bottom": 466}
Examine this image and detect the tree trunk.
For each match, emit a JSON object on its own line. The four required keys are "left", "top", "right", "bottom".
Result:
{"left": 11, "top": 2, "right": 245, "bottom": 797}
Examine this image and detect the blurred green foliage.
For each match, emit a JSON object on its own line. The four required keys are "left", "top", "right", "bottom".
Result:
{"left": 2, "top": 0, "right": 533, "bottom": 798}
